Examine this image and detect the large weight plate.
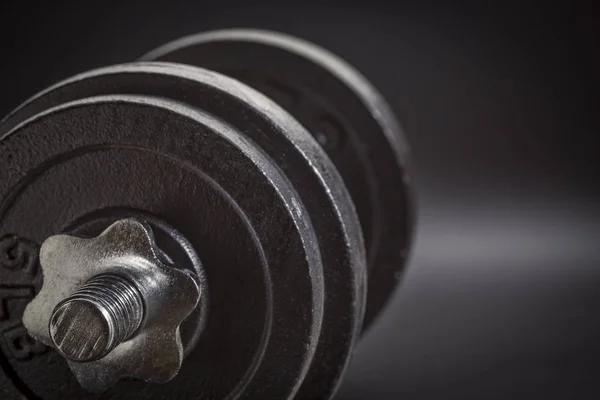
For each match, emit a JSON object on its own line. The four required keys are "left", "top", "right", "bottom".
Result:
{"left": 0, "top": 63, "right": 364, "bottom": 399}
{"left": 0, "top": 94, "right": 324, "bottom": 399}
{"left": 142, "top": 29, "right": 415, "bottom": 333}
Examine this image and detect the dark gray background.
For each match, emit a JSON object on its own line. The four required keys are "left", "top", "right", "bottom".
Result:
{"left": 1, "top": 1, "right": 599, "bottom": 399}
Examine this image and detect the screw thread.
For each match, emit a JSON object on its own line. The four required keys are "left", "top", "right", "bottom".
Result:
{"left": 50, "top": 274, "right": 144, "bottom": 362}
{"left": 73, "top": 274, "right": 144, "bottom": 343}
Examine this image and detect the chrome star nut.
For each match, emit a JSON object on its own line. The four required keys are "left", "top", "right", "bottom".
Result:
{"left": 22, "top": 219, "right": 201, "bottom": 392}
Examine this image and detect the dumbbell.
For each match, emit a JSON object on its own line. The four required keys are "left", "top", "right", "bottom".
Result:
{"left": 0, "top": 29, "right": 414, "bottom": 399}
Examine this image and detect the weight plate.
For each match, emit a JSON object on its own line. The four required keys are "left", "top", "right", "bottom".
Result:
{"left": 0, "top": 94, "right": 322, "bottom": 399}
{"left": 0, "top": 63, "right": 364, "bottom": 399}
{"left": 141, "top": 28, "right": 415, "bottom": 335}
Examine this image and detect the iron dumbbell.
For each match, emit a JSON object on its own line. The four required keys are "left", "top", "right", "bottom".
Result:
{"left": 0, "top": 29, "right": 414, "bottom": 399}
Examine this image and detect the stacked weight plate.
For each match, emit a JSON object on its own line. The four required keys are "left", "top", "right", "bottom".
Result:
{"left": 0, "top": 29, "right": 413, "bottom": 399}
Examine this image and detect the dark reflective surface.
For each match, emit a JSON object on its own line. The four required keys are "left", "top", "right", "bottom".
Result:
{"left": 1, "top": 1, "right": 599, "bottom": 399}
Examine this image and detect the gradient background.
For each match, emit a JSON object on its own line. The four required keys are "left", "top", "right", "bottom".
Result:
{"left": 1, "top": 1, "right": 599, "bottom": 399}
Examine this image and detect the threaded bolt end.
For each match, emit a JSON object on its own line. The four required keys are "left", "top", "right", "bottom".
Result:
{"left": 49, "top": 274, "right": 144, "bottom": 362}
